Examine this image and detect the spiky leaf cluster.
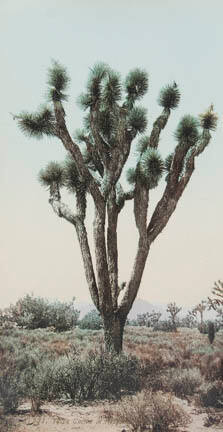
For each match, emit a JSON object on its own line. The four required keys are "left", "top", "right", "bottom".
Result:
{"left": 126, "top": 167, "right": 137, "bottom": 185}
{"left": 18, "top": 106, "right": 55, "bottom": 138}
{"left": 96, "top": 109, "right": 118, "bottom": 143}
{"left": 164, "top": 153, "right": 173, "bottom": 172}
{"left": 199, "top": 108, "right": 218, "bottom": 131}
{"left": 125, "top": 68, "right": 148, "bottom": 107}
{"left": 103, "top": 70, "right": 122, "bottom": 106}
{"left": 47, "top": 61, "right": 70, "bottom": 102}
{"left": 174, "top": 115, "right": 199, "bottom": 146}
{"left": 127, "top": 106, "right": 147, "bottom": 134}
{"left": 158, "top": 83, "right": 180, "bottom": 109}
{"left": 38, "top": 161, "right": 65, "bottom": 188}
{"left": 136, "top": 135, "right": 150, "bottom": 154}
{"left": 63, "top": 155, "right": 88, "bottom": 195}
{"left": 74, "top": 128, "right": 87, "bottom": 143}
{"left": 164, "top": 153, "right": 173, "bottom": 182}
{"left": 78, "top": 63, "right": 108, "bottom": 110}
{"left": 139, "top": 149, "right": 164, "bottom": 189}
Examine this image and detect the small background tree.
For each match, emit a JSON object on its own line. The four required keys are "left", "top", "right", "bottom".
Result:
{"left": 166, "top": 302, "right": 182, "bottom": 331}
{"left": 15, "top": 61, "right": 217, "bottom": 352}
{"left": 192, "top": 300, "right": 207, "bottom": 333}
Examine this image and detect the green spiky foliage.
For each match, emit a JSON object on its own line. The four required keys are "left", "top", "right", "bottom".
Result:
{"left": 127, "top": 106, "right": 147, "bottom": 134}
{"left": 38, "top": 161, "right": 65, "bottom": 188}
{"left": 125, "top": 68, "right": 148, "bottom": 108}
{"left": 63, "top": 156, "right": 88, "bottom": 218}
{"left": 174, "top": 115, "right": 199, "bottom": 146}
{"left": 139, "top": 149, "right": 164, "bottom": 189}
{"left": 102, "top": 69, "right": 122, "bottom": 107}
{"left": 127, "top": 149, "right": 164, "bottom": 189}
{"left": 63, "top": 155, "right": 88, "bottom": 194}
{"left": 158, "top": 83, "right": 180, "bottom": 109}
{"left": 136, "top": 136, "right": 150, "bottom": 154}
{"left": 47, "top": 60, "right": 70, "bottom": 102}
{"left": 18, "top": 106, "right": 55, "bottom": 138}
{"left": 126, "top": 167, "right": 137, "bottom": 185}
{"left": 164, "top": 153, "right": 173, "bottom": 172}
{"left": 199, "top": 108, "right": 218, "bottom": 130}
{"left": 164, "top": 153, "right": 173, "bottom": 181}
{"left": 74, "top": 128, "right": 87, "bottom": 143}
{"left": 78, "top": 63, "right": 108, "bottom": 109}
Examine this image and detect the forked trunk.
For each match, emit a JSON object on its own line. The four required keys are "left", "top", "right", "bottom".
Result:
{"left": 103, "top": 314, "right": 127, "bottom": 353}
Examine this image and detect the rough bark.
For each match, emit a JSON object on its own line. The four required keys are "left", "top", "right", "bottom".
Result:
{"left": 103, "top": 313, "right": 127, "bottom": 353}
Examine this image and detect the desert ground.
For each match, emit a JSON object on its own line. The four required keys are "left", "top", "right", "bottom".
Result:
{"left": 1, "top": 325, "right": 223, "bottom": 432}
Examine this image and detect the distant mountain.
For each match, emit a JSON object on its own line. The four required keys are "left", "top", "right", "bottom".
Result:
{"left": 75, "top": 298, "right": 166, "bottom": 320}
{"left": 127, "top": 298, "right": 165, "bottom": 319}
{"left": 75, "top": 298, "right": 218, "bottom": 321}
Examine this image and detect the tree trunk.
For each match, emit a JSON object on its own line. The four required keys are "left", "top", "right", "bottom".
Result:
{"left": 103, "top": 314, "right": 127, "bottom": 353}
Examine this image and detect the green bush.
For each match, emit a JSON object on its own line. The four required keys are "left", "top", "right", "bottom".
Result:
{"left": 199, "top": 380, "right": 223, "bottom": 408}
{"left": 52, "top": 349, "right": 141, "bottom": 402}
{"left": 7, "top": 294, "right": 79, "bottom": 331}
{"left": 153, "top": 320, "right": 176, "bottom": 332}
{"left": 0, "top": 350, "right": 24, "bottom": 414}
{"left": 0, "top": 372, "right": 23, "bottom": 414}
{"left": 78, "top": 309, "right": 102, "bottom": 330}
{"left": 166, "top": 367, "right": 203, "bottom": 398}
{"left": 135, "top": 311, "right": 161, "bottom": 328}
{"left": 198, "top": 320, "right": 219, "bottom": 334}
{"left": 21, "top": 358, "right": 56, "bottom": 412}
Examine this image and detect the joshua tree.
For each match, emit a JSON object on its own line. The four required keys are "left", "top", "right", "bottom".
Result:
{"left": 192, "top": 300, "right": 207, "bottom": 328}
{"left": 15, "top": 61, "right": 217, "bottom": 352}
{"left": 208, "top": 280, "right": 223, "bottom": 309}
{"left": 166, "top": 302, "right": 182, "bottom": 331}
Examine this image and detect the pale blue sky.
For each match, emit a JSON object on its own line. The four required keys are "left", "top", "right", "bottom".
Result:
{"left": 1, "top": 0, "right": 223, "bottom": 309}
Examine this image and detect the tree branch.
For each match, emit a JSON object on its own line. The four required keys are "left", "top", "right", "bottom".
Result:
{"left": 118, "top": 236, "right": 150, "bottom": 316}
{"left": 101, "top": 112, "right": 133, "bottom": 197}
{"left": 93, "top": 205, "right": 113, "bottom": 314}
{"left": 107, "top": 189, "right": 119, "bottom": 309}
{"left": 49, "top": 183, "right": 76, "bottom": 224}
{"left": 53, "top": 101, "right": 104, "bottom": 208}
{"left": 147, "top": 129, "right": 212, "bottom": 243}
{"left": 49, "top": 182, "right": 99, "bottom": 309}
{"left": 149, "top": 108, "right": 171, "bottom": 148}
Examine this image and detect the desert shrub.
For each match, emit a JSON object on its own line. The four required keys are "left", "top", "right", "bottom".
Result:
{"left": 0, "top": 416, "right": 13, "bottom": 432}
{"left": 52, "top": 349, "right": 141, "bottom": 402}
{"left": 198, "top": 320, "right": 219, "bottom": 334}
{"left": 166, "top": 367, "right": 203, "bottom": 398}
{"left": 7, "top": 294, "right": 79, "bottom": 331}
{"left": 135, "top": 311, "right": 161, "bottom": 328}
{"left": 0, "top": 340, "right": 57, "bottom": 414}
{"left": 199, "top": 380, "right": 223, "bottom": 408}
{"left": 199, "top": 351, "right": 223, "bottom": 381}
{"left": 0, "top": 345, "right": 25, "bottom": 414}
{"left": 78, "top": 309, "right": 102, "bottom": 330}
{"left": 180, "top": 313, "right": 197, "bottom": 328}
{"left": 153, "top": 319, "right": 176, "bottom": 332}
{"left": 0, "top": 372, "right": 23, "bottom": 414}
{"left": 103, "top": 390, "right": 189, "bottom": 432}
{"left": 47, "top": 299, "right": 80, "bottom": 331}
{"left": 21, "top": 360, "right": 55, "bottom": 412}
{"left": 140, "top": 352, "right": 167, "bottom": 391}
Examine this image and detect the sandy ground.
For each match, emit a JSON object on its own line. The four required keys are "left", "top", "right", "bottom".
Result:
{"left": 8, "top": 398, "right": 223, "bottom": 432}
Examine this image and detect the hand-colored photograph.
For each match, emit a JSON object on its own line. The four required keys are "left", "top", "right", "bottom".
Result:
{"left": 1, "top": 0, "right": 223, "bottom": 430}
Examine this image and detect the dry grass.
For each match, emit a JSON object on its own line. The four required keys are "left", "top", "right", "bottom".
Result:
{"left": 102, "top": 390, "right": 190, "bottom": 432}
